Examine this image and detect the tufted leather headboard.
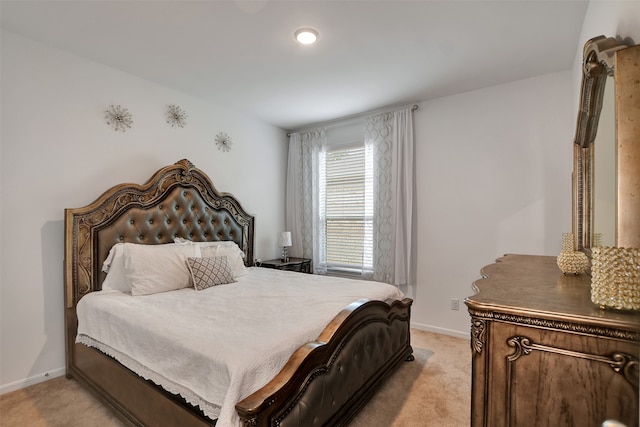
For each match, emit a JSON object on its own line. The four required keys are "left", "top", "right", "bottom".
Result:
{"left": 64, "top": 159, "right": 255, "bottom": 308}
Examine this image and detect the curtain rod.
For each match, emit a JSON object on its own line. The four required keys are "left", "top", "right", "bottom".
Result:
{"left": 286, "top": 104, "right": 419, "bottom": 137}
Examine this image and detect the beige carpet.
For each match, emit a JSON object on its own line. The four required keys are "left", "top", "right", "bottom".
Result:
{"left": 0, "top": 329, "right": 470, "bottom": 426}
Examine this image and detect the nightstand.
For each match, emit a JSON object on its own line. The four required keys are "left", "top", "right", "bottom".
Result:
{"left": 258, "top": 257, "right": 312, "bottom": 273}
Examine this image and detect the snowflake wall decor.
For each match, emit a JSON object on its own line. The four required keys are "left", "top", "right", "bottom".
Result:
{"left": 104, "top": 105, "right": 133, "bottom": 132}
{"left": 166, "top": 104, "right": 188, "bottom": 128}
{"left": 215, "top": 132, "right": 233, "bottom": 152}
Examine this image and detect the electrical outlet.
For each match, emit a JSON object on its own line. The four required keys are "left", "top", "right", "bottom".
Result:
{"left": 450, "top": 298, "right": 460, "bottom": 311}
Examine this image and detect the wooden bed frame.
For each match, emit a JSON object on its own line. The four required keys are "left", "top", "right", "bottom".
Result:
{"left": 64, "top": 159, "right": 414, "bottom": 426}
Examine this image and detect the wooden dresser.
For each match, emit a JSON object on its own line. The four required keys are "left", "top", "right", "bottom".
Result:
{"left": 465, "top": 254, "right": 639, "bottom": 427}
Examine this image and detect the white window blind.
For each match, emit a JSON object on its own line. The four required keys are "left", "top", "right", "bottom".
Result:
{"left": 325, "top": 146, "right": 371, "bottom": 270}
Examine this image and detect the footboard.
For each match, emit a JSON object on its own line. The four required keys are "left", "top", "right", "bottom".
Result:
{"left": 236, "top": 297, "right": 413, "bottom": 427}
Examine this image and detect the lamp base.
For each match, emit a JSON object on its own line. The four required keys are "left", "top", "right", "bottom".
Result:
{"left": 281, "top": 247, "right": 289, "bottom": 263}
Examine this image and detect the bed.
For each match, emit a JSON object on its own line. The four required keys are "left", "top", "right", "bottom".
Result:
{"left": 64, "top": 159, "right": 414, "bottom": 426}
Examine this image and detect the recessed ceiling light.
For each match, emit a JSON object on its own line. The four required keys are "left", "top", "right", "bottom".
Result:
{"left": 294, "top": 28, "right": 319, "bottom": 45}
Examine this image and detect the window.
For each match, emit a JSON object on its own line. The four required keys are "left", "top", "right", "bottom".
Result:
{"left": 324, "top": 146, "right": 372, "bottom": 273}
{"left": 289, "top": 110, "right": 413, "bottom": 283}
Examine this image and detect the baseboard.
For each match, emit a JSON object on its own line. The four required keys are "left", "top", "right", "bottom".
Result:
{"left": 410, "top": 322, "right": 469, "bottom": 340}
{"left": 0, "top": 367, "right": 65, "bottom": 395}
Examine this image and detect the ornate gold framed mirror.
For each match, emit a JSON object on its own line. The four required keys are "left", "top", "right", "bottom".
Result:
{"left": 573, "top": 35, "right": 639, "bottom": 252}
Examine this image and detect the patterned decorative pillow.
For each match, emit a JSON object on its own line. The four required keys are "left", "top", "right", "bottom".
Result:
{"left": 187, "top": 256, "right": 235, "bottom": 290}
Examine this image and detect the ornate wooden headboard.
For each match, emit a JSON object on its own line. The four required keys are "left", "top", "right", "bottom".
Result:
{"left": 63, "top": 159, "right": 255, "bottom": 308}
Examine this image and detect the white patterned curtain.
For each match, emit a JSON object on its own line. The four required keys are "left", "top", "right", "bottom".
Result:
{"left": 285, "top": 128, "right": 328, "bottom": 274}
{"left": 363, "top": 108, "right": 414, "bottom": 285}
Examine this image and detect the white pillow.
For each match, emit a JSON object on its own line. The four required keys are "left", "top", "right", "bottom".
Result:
{"left": 124, "top": 243, "right": 197, "bottom": 296}
{"left": 173, "top": 237, "right": 195, "bottom": 245}
{"left": 200, "top": 244, "right": 248, "bottom": 277}
{"left": 174, "top": 238, "right": 242, "bottom": 253}
{"left": 101, "top": 243, "right": 130, "bottom": 293}
{"left": 173, "top": 238, "right": 248, "bottom": 277}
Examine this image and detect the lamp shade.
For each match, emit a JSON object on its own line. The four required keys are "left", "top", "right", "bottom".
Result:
{"left": 278, "top": 231, "right": 292, "bottom": 247}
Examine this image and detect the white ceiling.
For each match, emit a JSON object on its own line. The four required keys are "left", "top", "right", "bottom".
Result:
{"left": 1, "top": 0, "right": 589, "bottom": 130}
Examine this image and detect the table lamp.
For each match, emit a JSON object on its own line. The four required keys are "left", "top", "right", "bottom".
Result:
{"left": 278, "top": 231, "right": 292, "bottom": 262}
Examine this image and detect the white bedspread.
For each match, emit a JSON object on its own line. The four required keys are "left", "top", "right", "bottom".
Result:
{"left": 76, "top": 267, "right": 404, "bottom": 427}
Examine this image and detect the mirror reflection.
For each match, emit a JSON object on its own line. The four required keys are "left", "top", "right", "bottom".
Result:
{"left": 593, "top": 79, "right": 616, "bottom": 247}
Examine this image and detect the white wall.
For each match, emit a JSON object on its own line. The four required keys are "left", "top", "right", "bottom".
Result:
{"left": 408, "top": 71, "right": 574, "bottom": 336}
{"left": 0, "top": 31, "right": 287, "bottom": 392}
{"left": 406, "top": 0, "right": 640, "bottom": 337}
